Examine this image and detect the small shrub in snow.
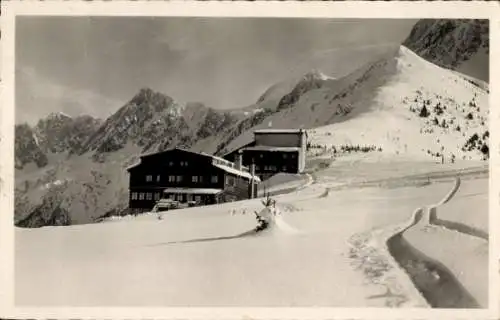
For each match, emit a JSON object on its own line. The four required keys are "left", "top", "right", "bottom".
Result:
{"left": 466, "top": 112, "right": 474, "bottom": 120}
{"left": 252, "top": 190, "right": 278, "bottom": 232}
{"left": 419, "top": 105, "right": 430, "bottom": 118}
{"left": 480, "top": 144, "right": 489, "bottom": 159}
{"left": 434, "top": 104, "right": 444, "bottom": 115}
{"left": 441, "top": 119, "right": 448, "bottom": 128}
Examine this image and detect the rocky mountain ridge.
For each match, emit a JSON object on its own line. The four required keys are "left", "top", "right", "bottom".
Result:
{"left": 403, "top": 19, "right": 489, "bottom": 82}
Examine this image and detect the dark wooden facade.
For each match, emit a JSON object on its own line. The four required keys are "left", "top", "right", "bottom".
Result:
{"left": 223, "top": 129, "right": 307, "bottom": 181}
{"left": 127, "top": 148, "right": 259, "bottom": 210}
{"left": 239, "top": 149, "right": 300, "bottom": 181}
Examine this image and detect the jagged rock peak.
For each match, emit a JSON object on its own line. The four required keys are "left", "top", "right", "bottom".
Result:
{"left": 303, "top": 69, "right": 334, "bottom": 81}
{"left": 46, "top": 111, "right": 73, "bottom": 120}
{"left": 131, "top": 87, "right": 168, "bottom": 103}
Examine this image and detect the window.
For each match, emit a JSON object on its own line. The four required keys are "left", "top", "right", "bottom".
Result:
{"left": 146, "top": 193, "right": 153, "bottom": 200}
{"left": 169, "top": 161, "right": 174, "bottom": 166}
{"left": 259, "top": 153, "right": 263, "bottom": 158}
{"left": 211, "top": 175, "right": 218, "bottom": 183}
{"left": 131, "top": 192, "right": 138, "bottom": 200}
{"left": 291, "top": 154, "right": 296, "bottom": 158}
{"left": 256, "top": 166, "right": 260, "bottom": 171}
{"left": 270, "top": 165, "right": 277, "bottom": 171}
{"left": 139, "top": 193, "right": 145, "bottom": 200}
{"left": 195, "top": 195, "right": 202, "bottom": 202}
{"left": 180, "top": 161, "right": 189, "bottom": 167}
{"left": 154, "top": 193, "right": 160, "bottom": 201}
{"left": 282, "top": 166, "right": 287, "bottom": 171}
{"left": 156, "top": 175, "right": 161, "bottom": 182}
{"left": 193, "top": 176, "right": 203, "bottom": 183}
{"left": 169, "top": 175, "right": 176, "bottom": 182}
{"left": 187, "top": 194, "right": 193, "bottom": 201}
{"left": 176, "top": 176, "right": 183, "bottom": 182}
{"left": 283, "top": 154, "right": 288, "bottom": 159}
{"left": 226, "top": 176, "right": 234, "bottom": 185}
{"left": 168, "top": 194, "right": 174, "bottom": 200}
{"left": 146, "top": 175, "right": 153, "bottom": 182}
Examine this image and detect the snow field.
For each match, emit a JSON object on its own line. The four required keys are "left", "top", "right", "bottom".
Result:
{"left": 16, "top": 165, "right": 487, "bottom": 308}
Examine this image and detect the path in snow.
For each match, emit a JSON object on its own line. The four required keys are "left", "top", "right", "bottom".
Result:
{"left": 387, "top": 177, "right": 488, "bottom": 308}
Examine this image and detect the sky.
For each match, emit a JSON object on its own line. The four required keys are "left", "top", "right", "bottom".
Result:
{"left": 16, "top": 17, "right": 417, "bottom": 124}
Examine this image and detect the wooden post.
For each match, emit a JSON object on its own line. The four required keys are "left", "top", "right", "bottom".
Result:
{"left": 250, "top": 162, "right": 256, "bottom": 199}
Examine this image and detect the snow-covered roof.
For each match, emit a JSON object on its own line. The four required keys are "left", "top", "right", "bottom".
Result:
{"left": 125, "top": 160, "right": 142, "bottom": 171}
{"left": 126, "top": 147, "right": 259, "bottom": 182}
{"left": 242, "top": 146, "right": 301, "bottom": 152}
{"left": 213, "top": 162, "right": 261, "bottom": 182}
{"left": 254, "top": 129, "right": 306, "bottom": 134}
{"left": 221, "top": 141, "right": 256, "bottom": 158}
{"left": 162, "top": 188, "right": 223, "bottom": 195}
{"left": 140, "top": 147, "right": 195, "bottom": 158}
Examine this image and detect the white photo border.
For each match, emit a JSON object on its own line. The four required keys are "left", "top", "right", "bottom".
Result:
{"left": 1, "top": 1, "right": 499, "bottom": 319}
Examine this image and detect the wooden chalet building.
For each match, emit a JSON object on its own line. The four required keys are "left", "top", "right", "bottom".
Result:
{"left": 223, "top": 129, "right": 308, "bottom": 181}
{"left": 127, "top": 147, "right": 260, "bottom": 211}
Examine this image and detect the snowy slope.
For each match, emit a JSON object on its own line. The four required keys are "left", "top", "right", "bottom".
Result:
{"left": 15, "top": 163, "right": 487, "bottom": 307}
{"left": 218, "top": 45, "right": 488, "bottom": 162}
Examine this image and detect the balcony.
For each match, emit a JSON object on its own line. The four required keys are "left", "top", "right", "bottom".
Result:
{"left": 211, "top": 156, "right": 250, "bottom": 173}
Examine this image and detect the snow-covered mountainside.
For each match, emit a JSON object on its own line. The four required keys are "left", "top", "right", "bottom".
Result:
{"left": 403, "top": 19, "right": 489, "bottom": 82}
{"left": 34, "top": 113, "right": 103, "bottom": 154}
{"left": 14, "top": 19, "right": 489, "bottom": 228}
{"left": 15, "top": 124, "right": 48, "bottom": 170}
{"left": 215, "top": 45, "right": 488, "bottom": 163}
{"left": 78, "top": 87, "right": 239, "bottom": 161}
{"left": 14, "top": 113, "right": 102, "bottom": 170}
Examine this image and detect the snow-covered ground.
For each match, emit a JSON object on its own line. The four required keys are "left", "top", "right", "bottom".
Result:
{"left": 401, "top": 177, "right": 488, "bottom": 308}
{"left": 15, "top": 157, "right": 488, "bottom": 308}
{"left": 435, "top": 176, "right": 488, "bottom": 236}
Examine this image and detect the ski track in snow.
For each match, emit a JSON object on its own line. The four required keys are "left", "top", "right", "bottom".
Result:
{"left": 345, "top": 173, "right": 487, "bottom": 308}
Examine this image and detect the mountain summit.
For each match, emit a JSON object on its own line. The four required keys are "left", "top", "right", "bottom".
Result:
{"left": 403, "top": 19, "right": 489, "bottom": 82}
{"left": 215, "top": 45, "right": 488, "bottom": 163}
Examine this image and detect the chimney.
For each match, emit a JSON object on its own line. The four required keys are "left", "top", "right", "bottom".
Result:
{"left": 234, "top": 151, "right": 242, "bottom": 170}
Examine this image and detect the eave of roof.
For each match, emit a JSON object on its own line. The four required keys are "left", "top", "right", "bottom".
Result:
{"left": 254, "top": 129, "right": 305, "bottom": 134}
{"left": 162, "top": 188, "right": 223, "bottom": 195}
{"left": 242, "top": 146, "right": 301, "bottom": 152}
